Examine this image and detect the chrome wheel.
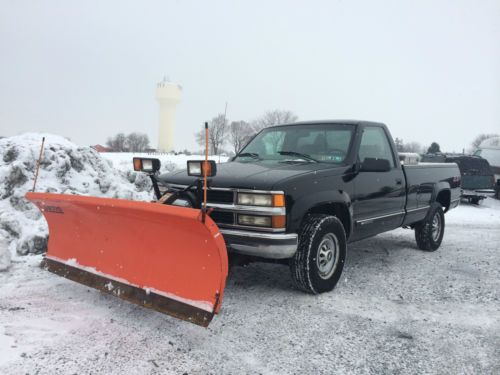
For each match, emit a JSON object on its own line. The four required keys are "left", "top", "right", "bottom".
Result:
{"left": 431, "top": 212, "right": 442, "bottom": 242}
{"left": 316, "top": 233, "right": 339, "bottom": 280}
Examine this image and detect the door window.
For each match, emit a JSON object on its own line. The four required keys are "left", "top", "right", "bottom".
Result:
{"left": 358, "top": 127, "right": 395, "bottom": 168}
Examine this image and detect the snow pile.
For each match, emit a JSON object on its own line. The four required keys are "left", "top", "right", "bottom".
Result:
{"left": 0, "top": 134, "right": 153, "bottom": 270}
{"left": 0, "top": 230, "right": 10, "bottom": 272}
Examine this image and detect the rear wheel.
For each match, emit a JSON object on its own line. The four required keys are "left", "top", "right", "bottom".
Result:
{"left": 470, "top": 197, "right": 481, "bottom": 205}
{"left": 414, "top": 202, "right": 445, "bottom": 251}
{"left": 290, "top": 214, "right": 346, "bottom": 294}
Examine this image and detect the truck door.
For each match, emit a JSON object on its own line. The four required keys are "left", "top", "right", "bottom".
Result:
{"left": 351, "top": 126, "right": 406, "bottom": 240}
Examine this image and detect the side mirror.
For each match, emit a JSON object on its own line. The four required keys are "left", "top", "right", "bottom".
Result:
{"left": 133, "top": 157, "right": 161, "bottom": 173}
{"left": 360, "top": 158, "right": 391, "bottom": 172}
{"left": 187, "top": 160, "right": 217, "bottom": 177}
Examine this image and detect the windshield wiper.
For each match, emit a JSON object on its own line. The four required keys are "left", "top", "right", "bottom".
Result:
{"left": 278, "top": 151, "right": 319, "bottom": 163}
{"left": 235, "top": 152, "right": 260, "bottom": 159}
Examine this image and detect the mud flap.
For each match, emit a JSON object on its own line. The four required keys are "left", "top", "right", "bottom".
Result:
{"left": 26, "top": 192, "right": 228, "bottom": 327}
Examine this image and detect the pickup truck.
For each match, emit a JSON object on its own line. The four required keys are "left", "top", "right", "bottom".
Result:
{"left": 156, "top": 120, "right": 461, "bottom": 294}
{"left": 421, "top": 153, "right": 495, "bottom": 204}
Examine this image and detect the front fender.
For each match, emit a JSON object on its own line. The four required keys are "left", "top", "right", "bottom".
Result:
{"left": 288, "top": 189, "right": 353, "bottom": 235}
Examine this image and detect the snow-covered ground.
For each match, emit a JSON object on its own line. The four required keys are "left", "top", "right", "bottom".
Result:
{"left": 1, "top": 198, "right": 499, "bottom": 374}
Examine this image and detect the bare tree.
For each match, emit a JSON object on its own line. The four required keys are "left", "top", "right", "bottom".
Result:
{"left": 394, "top": 138, "right": 421, "bottom": 153}
{"left": 252, "top": 109, "right": 298, "bottom": 133}
{"left": 126, "top": 133, "right": 150, "bottom": 152}
{"left": 394, "top": 137, "right": 404, "bottom": 152}
{"left": 403, "top": 141, "right": 422, "bottom": 153}
{"left": 471, "top": 133, "right": 499, "bottom": 150}
{"left": 196, "top": 114, "right": 228, "bottom": 155}
{"left": 106, "top": 133, "right": 127, "bottom": 152}
{"left": 229, "top": 121, "right": 253, "bottom": 154}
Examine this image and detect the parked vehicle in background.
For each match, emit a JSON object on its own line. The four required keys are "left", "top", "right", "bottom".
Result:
{"left": 421, "top": 154, "right": 495, "bottom": 204}
{"left": 398, "top": 152, "right": 420, "bottom": 165}
{"left": 474, "top": 137, "right": 500, "bottom": 199}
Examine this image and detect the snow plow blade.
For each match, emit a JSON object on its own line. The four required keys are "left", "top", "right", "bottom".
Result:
{"left": 26, "top": 192, "right": 228, "bottom": 327}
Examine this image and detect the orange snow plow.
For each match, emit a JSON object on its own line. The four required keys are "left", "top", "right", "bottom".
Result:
{"left": 26, "top": 192, "right": 228, "bottom": 327}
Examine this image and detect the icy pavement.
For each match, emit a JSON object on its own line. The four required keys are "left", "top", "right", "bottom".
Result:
{"left": 0, "top": 199, "right": 499, "bottom": 374}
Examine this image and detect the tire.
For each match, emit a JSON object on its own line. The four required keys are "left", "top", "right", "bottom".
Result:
{"left": 470, "top": 197, "right": 481, "bottom": 205}
{"left": 290, "top": 214, "right": 346, "bottom": 294}
{"left": 414, "top": 202, "right": 445, "bottom": 251}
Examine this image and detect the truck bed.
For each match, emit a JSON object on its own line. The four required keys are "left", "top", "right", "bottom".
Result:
{"left": 402, "top": 162, "right": 461, "bottom": 226}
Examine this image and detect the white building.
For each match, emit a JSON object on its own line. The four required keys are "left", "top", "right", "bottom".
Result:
{"left": 155, "top": 77, "right": 182, "bottom": 152}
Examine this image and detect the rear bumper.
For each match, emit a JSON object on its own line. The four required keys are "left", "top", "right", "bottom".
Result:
{"left": 219, "top": 229, "right": 298, "bottom": 259}
{"left": 461, "top": 189, "right": 496, "bottom": 198}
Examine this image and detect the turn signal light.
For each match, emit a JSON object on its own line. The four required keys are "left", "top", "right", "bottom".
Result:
{"left": 272, "top": 215, "right": 286, "bottom": 228}
{"left": 273, "top": 194, "right": 285, "bottom": 207}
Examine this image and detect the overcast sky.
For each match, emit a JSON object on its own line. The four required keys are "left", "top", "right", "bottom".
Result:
{"left": 1, "top": 0, "right": 499, "bottom": 152}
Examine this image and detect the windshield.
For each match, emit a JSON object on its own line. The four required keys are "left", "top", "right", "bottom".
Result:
{"left": 235, "top": 124, "right": 355, "bottom": 164}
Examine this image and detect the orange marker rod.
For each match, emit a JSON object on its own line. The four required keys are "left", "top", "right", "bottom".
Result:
{"left": 203, "top": 122, "right": 209, "bottom": 222}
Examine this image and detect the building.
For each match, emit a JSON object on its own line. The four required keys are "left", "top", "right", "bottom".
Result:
{"left": 91, "top": 144, "right": 112, "bottom": 153}
{"left": 155, "top": 77, "right": 182, "bottom": 152}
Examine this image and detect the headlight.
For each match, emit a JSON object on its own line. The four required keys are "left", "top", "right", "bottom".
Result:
{"left": 237, "top": 193, "right": 285, "bottom": 207}
{"left": 238, "top": 215, "right": 272, "bottom": 227}
{"left": 187, "top": 161, "right": 202, "bottom": 176}
{"left": 237, "top": 214, "right": 286, "bottom": 228}
{"left": 142, "top": 159, "right": 153, "bottom": 171}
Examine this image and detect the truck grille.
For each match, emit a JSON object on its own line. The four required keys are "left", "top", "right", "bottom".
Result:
{"left": 210, "top": 210, "right": 234, "bottom": 225}
{"left": 207, "top": 190, "right": 234, "bottom": 204}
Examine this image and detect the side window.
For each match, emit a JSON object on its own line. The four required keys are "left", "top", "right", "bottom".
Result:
{"left": 358, "top": 127, "right": 395, "bottom": 168}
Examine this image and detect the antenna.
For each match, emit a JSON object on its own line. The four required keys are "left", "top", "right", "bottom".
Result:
{"left": 32, "top": 137, "right": 45, "bottom": 192}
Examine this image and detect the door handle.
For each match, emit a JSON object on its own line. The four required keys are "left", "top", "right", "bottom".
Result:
{"left": 395, "top": 178, "right": 403, "bottom": 185}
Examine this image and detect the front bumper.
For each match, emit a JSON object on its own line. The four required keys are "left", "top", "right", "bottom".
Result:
{"left": 219, "top": 229, "right": 298, "bottom": 259}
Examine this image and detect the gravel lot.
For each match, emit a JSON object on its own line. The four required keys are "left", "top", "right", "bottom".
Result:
{"left": 1, "top": 199, "right": 499, "bottom": 374}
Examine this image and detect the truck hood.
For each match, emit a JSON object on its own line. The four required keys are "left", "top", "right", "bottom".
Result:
{"left": 158, "top": 160, "right": 345, "bottom": 190}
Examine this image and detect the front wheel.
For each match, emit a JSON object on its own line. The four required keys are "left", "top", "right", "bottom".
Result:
{"left": 290, "top": 214, "right": 346, "bottom": 294}
{"left": 414, "top": 202, "right": 445, "bottom": 251}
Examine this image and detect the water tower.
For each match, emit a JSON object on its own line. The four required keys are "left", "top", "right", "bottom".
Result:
{"left": 155, "top": 77, "right": 182, "bottom": 152}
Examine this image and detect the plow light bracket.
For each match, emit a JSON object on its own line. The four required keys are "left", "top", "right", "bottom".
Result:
{"left": 133, "top": 157, "right": 161, "bottom": 173}
{"left": 187, "top": 160, "right": 217, "bottom": 177}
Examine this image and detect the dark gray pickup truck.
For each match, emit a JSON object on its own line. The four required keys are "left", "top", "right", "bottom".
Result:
{"left": 156, "top": 121, "right": 461, "bottom": 294}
